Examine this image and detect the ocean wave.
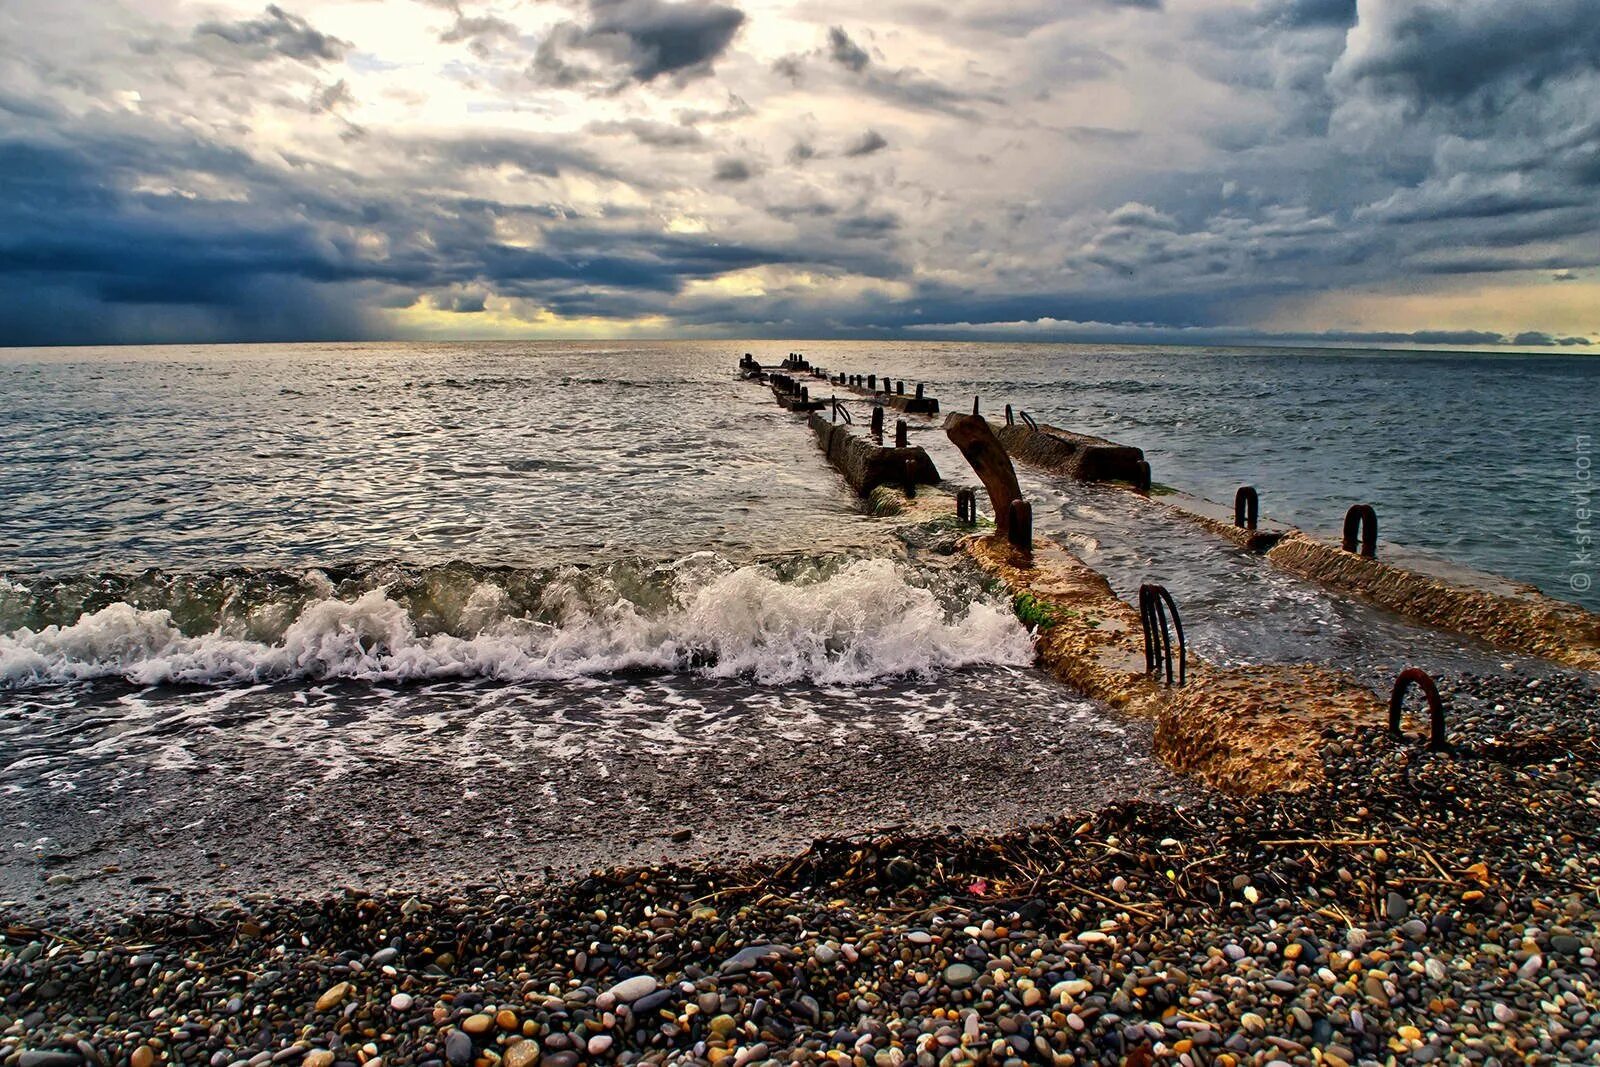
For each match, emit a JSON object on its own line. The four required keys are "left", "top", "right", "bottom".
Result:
{"left": 0, "top": 556, "right": 1032, "bottom": 689}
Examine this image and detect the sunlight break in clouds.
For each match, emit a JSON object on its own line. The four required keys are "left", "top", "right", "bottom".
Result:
{"left": 0, "top": 0, "right": 1596, "bottom": 348}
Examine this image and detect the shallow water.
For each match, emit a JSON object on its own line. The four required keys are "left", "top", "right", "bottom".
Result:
{"left": 1, "top": 341, "right": 1593, "bottom": 605}
{"left": 0, "top": 339, "right": 1592, "bottom": 913}
{"left": 1, "top": 667, "right": 1190, "bottom": 913}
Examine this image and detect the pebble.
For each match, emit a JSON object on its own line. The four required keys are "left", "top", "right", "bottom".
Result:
{"left": 606, "top": 975, "right": 658, "bottom": 1003}
{"left": 8, "top": 671, "right": 1599, "bottom": 1067}
{"left": 444, "top": 1031, "right": 473, "bottom": 1067}
{"left": 314, "top": 982, "right": 349, "bottom": 1011}
{"left": 944, "top": 963, "right": 978, "bottom": 987}
{"left": 503, "top": 1042, "right": 540, "bottom": 1067}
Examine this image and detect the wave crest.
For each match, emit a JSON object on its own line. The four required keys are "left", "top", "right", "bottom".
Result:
{"left": 0, "top": 557, "right": 1032, "bottom": 688}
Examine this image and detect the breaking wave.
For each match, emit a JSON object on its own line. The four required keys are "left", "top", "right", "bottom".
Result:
{"left": 0, "top": 555, "right": 1032, "bottom": 689}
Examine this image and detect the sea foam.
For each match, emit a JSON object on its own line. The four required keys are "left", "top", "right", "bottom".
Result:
{"left": 0, "top": 557, "right": 1032, "bottom": 688}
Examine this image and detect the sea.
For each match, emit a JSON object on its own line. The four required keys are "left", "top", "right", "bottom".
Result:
{"left": 0, "top": 339, "right": 1594, "bottom": 913}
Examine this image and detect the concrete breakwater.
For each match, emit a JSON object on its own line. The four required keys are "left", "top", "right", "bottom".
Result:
{"left": 1146, "top": 488, "right": 1600, "bottom": 672}
{"left": 830, "top": 374, "right": 942, "bottom": 415}
{"left": 966, "top": 525, "right": 1384, "bottom": 795}
{"left": 967, "top": 395, "right": 1600, "bottom": 672}
{"left": 743, "top": 356, "right": 1597, "bottom": 784}
{"left": 806, "top": 411, "right": 940, "bottom": 497}
{"left": 1267, "top": 532, "right": 1600, "bottom": 672}
{"left": 993, "top": 421, "right": 1151, "bottom": 490}
{"left": 752, "top": 358, "right": 944, "bottom": 500}
{"left": 938, "top": 406, "right": 1387, "bottom": 795}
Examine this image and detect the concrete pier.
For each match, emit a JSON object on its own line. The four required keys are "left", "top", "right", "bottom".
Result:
{"left": 744, "top": 355, "right": 1600, "bottom": 677}
{"left": 807, "top": 411, "right": 940, "bottom": 496}
{"left": 1266, "top": 533, "right": 1600, "bottom": 672}
{"left": 966, "top": 534, "right": 1385, "bottom": 795}
{"left": 993, "top": 421, "right": 1150, "bottom": 488}
{"left": 832, "top": 375, "right": 941, "bottom": 415}
{"left": 1147, "top": 490, "right": 1600, "bottom": 671}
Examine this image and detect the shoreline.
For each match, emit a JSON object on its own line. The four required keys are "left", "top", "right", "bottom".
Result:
{"left": 0, "top": 666, "right": 1189, "bottom": 925}
{"left": 4, "top": 353, "right": 1598, "bottom": 1066}
{"left": 5, "top": 670, "right": 1598, "bottom": 1066}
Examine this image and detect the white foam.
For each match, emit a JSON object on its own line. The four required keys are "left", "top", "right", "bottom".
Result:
{"left": 0, "top": 558, "right": 1032, "bottom": 689}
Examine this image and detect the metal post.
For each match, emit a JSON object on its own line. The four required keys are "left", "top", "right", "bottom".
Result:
{"left": 1007, "top": 499, "right": 1032, "bottom": 552}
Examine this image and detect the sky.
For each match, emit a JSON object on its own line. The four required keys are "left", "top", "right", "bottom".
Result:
{"left": 0, "top": 0, "right": 1597, "bottom": 349}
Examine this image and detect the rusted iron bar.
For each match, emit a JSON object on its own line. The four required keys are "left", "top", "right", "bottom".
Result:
{"left": 1342, "top": 504, "right": 1377, "bottom": 558}
{"left": 1138, "top": 584, "right": 1187, "bottom": 686}
{"left": 955, "top": 488, "right": 977, "bottom": 525}
{"left": 1388, "top": 667, "right": 1447, "bottom": 751}
{"left": 1234, "top": 486, "right": 1259, "bottom": 531}
{"left": 1007, "top": 499, "right": 1033, "bottom": 553}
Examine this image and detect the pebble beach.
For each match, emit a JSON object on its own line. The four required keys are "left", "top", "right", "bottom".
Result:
{"left": 6, "top": 671, "right": 1599, "bottom": 1067}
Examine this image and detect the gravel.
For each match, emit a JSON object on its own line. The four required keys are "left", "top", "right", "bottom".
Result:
{"left": 3, "top": 672, "right": 1598, "bottom": 1066}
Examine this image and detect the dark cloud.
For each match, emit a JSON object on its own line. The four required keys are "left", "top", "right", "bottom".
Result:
{"left": 835, "top": 212, "right": 900, "bottom": 239}
{"left": 534, "top": 0, "right": 746, "bottom": 89}
{"left": 818, "top": 26, "right": 998, "bottom": 117}
{"left": 826, "top": 27, "right": 870, "bottom": 72}
{"left": 192, "top": 5, "right": 350, "bottom": 65}
{"left": 863, "top": 67, "right": 992, "bottom": 117}
{"left": 0, "top": 119, "right": 807, "bottom": 344}
{"left": 1064, "top": 125, "right": 1141, "bottom": 144}
{"left": 0, "top": 0, "right": 1593, "bottom": 347}
{"left": 1258, "top": 0, "right": 1356, "bottom": 29}
{"left": 1335, "top": 1, "right": 1600, "bottom": 111}
{"left": 440, "top": 14, "right": 521, "bottom": 58}
{"left": 311, "top": 79, "right": 353, "bottom": 113}
{"left": 587, "top": 118, "right": 705, "bottom": 148}
{"left": 1512, "top": 330, "right": 1592, "bottom": 347}
{"left": 842, "top": 129, "right": 889, "bottom": 157}
{"left": 766, "top": 199, "right": 836, "bottom": 221}
{"left": 431, "top": 289, "right": 488, "bottom": 313}
{"left": 771, "top": 54, "right": 804, "bottom": 82}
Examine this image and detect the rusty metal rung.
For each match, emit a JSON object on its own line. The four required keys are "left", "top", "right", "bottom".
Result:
{"left": 1139, "top": 583, "right": 1186, "bottom": 687}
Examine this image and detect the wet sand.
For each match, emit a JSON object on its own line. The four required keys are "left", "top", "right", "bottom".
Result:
{"left": 1, "top": 669, "right": 1191, "bottom": 921}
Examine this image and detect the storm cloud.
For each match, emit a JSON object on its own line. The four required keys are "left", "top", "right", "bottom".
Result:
{"left": 193, "top": 4, "right": 350, "bottom": 64}
{"left": 533, "top": 0, "right": 746, "bottom": 89}
{"left": 0, "top": 0, "right": 1595, "bottom": 347}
